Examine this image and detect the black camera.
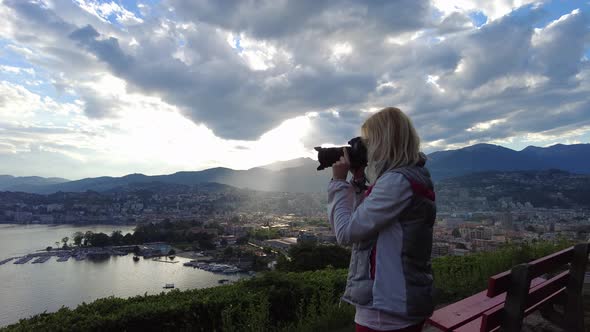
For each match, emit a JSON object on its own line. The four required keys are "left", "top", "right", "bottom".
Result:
{"left": 314, "top": 137, "right": 368, "bottom": 171}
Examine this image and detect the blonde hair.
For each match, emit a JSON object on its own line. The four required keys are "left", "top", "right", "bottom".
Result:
{"left": 361, "top": 107, "right": 421, "bottom": 183}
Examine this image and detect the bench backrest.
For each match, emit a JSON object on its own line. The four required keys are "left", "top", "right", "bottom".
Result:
{"left": 485, "top": 243, "right": 589, "bottom": 332}
{"left": 479, "top": 271, "right": 569, "bottom": 332}
{"left": 486, "top": 246, "right": 574, "bottom": 297}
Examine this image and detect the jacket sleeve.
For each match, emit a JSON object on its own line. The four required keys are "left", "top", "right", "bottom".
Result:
{"left": 327, "top": 172, "right": 413, "bottom": 246}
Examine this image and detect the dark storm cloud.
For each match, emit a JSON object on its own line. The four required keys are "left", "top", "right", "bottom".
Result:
{"left": 69, "top": 25, "right": 133, "bottom": 73}
{"left": 65, "top": 20, "right": 378, "bottom": 139}
{"left": 166, "top": 0, "right": 433, "bottom": 39}
{"left": 303, "top": 110, "right": 367, "bottom": 148}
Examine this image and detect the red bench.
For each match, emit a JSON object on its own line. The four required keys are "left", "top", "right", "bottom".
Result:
{"left": 428, "top": 243, "right": 589, "bottom": 332}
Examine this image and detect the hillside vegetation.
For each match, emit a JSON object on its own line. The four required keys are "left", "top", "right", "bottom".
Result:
{"left": 2, "top": 241, "right": 572, "bottom": 332}
{"left": 438, "top": 169, "right": 590, "bottom": 210}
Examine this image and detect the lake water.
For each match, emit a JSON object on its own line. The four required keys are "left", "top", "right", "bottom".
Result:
{"left": 0, "top": 224, "right": 246, "bottom": 327}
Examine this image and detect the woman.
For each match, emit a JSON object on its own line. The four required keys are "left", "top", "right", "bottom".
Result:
{"left": 328, "top": 107, "right": 436, "bottom": 332}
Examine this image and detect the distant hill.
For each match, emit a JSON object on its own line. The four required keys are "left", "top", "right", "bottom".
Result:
{"left": 2, "top": 143, "right": 589, "bottom": 194}
{"left": 259, "top": 157, "right": 315, "bottom": 171}
{"left": 5, "top": 162, "right": 331, "bottom": 194}
{"left": 427, "top": 143, "right": 590, "bottom": 180}
{"left": 0, "top": 175, "right": 69, "bottom": 192}
{"left": 521, "top": 144, "right": 590, "bottom": 174}
{"left": 437, "top": 169, "right": 590, "bottom": 209}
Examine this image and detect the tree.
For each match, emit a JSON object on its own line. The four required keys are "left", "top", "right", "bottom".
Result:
{"left": 83, "top": 231, "right": 94, "bottom": 246}
{"left": 168, "top": 249, "right": 176, "bottom": 256}
{"left": 73, "top": 232, "right": 84, "bottom": 247}
{"left": 192, "top": 232, "right": 216, "bottom": 250}
{"left": 236, "top": 236, "right": 249, "bottom": 245}
{"left": 46, "top": 246, "right": 52, "bottom": 252}
{"left": 452, "top": 228, "right": 461, "bottom": 238}
{"left": 61, "top": 237, "right": 69, "bottom": 248}
{"left": 123, "top": 233, "right": 134, "bottom": 245}
{"left": 111, "top": 230, "right": 123, "bottom": 246}
{"left": 223, "top": 247, "right": 234, "bottom": 258}
{"left": 89, "top": 233, "right": 111, "bottom": 247}
{"left": 220, "top": 238, "right": 228, "bottom": 247}
{"left": 277, "top": 243, "right": 351, "bottom": 272}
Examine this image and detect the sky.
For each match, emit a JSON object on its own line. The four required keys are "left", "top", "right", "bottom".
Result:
{"left": 0, "top": 0, "right": 589, "bottom": 180}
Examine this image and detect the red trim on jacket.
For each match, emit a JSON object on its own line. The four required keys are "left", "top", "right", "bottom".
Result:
{"left": 407, "top": 179, "right": 435, "bottom": 201}
{"left": 370, "top": 243, "right": 377, "bottom": 280}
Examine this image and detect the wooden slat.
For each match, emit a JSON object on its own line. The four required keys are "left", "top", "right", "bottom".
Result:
{"left": 453, "top": 316, "right": 482, "bottom": 332}
{"left": 428, "top": 278, "right": 546, "bottom": 331}
{"left": 487, "top": 246, "right": 574, "bottom": 297}
{"left": 480, "top": 271, "right": 569, "bottom": 332}
{"left": 528, "top": 247, "right": 574, "bottom": 279}
{"left": 456, "top": 288, "right": 566, "bottom": 332}
{"left": 486, "top": 270, "right": 511, "bottom": 298}
{"left": 454, "top": 317, "right": 502, "bottom": 332}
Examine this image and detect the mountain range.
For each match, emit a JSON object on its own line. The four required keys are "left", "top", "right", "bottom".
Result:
{"left": 1, "top": 143, "right": 589, "bottom": 194}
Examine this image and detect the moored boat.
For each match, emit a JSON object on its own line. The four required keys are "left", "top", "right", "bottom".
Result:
{"left": 222, "top": 266, "right": 241, "bottom": 274}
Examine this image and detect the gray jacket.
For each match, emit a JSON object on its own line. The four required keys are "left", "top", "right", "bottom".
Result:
{"left": 328, "top": 166, "right": 436, "bottom": 320}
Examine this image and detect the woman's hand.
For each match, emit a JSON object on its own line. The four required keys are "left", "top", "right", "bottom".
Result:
{"left": 332, "top": 148, "right": 350, "bottom": 180}
{"left": 352, "top": 167, "right": 365, "bottom": 181}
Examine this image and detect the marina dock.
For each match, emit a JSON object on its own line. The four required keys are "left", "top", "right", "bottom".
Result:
{"left": 152, "top": 258, "right": 179, "bottom": 264}
{"left": 32, "top": 256, "right": 52, "bottom": 264}
{"left": 0, "top": 257, "right": 16, "bottom": 265}
{"left": 0, "top": 243, "right": 174, "bottom": 266}
{"left": 56, "top": 255, "right": 70, "bottom": 262}
{"left": 14, "top": 256, "right": 34, "bottom": 264}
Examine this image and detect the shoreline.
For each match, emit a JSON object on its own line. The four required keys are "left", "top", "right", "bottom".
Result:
{"left": 0, "top": 222, "right": 137, "bottom": 227}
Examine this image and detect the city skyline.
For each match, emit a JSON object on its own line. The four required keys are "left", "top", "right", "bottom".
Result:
{"left": 1, "top": 0, "right": 589, "bottom": 179}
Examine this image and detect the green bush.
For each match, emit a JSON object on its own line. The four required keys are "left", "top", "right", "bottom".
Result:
{"left": 276, "top": 243, "right": 351, "bottom": 272}
{"left": 432, "top": 240, "right": 572, "bottom": 302}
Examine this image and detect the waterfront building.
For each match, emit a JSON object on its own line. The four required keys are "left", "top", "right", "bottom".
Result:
{"left": 263, "top": 237, "right": 297, "bottom": 251}
{"left": 432, "top": 243, "right": 450, "bottom": 257}
{"left": 143, "top": 242, "right": 171, "bottom": 255}
{"left": 14, "top": 211, "right": 33, "bottom": 223}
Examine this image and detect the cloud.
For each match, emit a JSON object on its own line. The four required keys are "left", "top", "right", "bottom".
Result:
{"left": 0, "top": 0, "right": 589, "bottom": 178}
{"left": 166, "top": 0, "right": 434, "bottom": 39}
{"left": 432, "top": 0, "right": 540, "bottom": 21}
{"left": 532, "top": 9, "right": 589, "bottom": 83}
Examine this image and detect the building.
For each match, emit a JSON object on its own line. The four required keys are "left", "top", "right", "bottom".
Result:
{"left": 501, "top": 212, "right": 513, "bottom": 230}
{"left": 143, "top": 242, "right": 171, "bottom": 255}
{"left": 14, "top": 211, "right": 33, "bottom": 223}
{"left": 443, "top": 217, "right": 464, "bottom": 229}
{"left": 459, "top": 225, "right": 493, "bottom": 241}
{"left": 263, "top": 237, "right": 297, "bottom": 251}
{"left": 432, "top": 243, "right": 450, "bottom": 257}
{"left": 452, "top": 248, "right": 470, "bottom": 256}
{"left": 297, "top": 232, "right": 318, "bottom": 245}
